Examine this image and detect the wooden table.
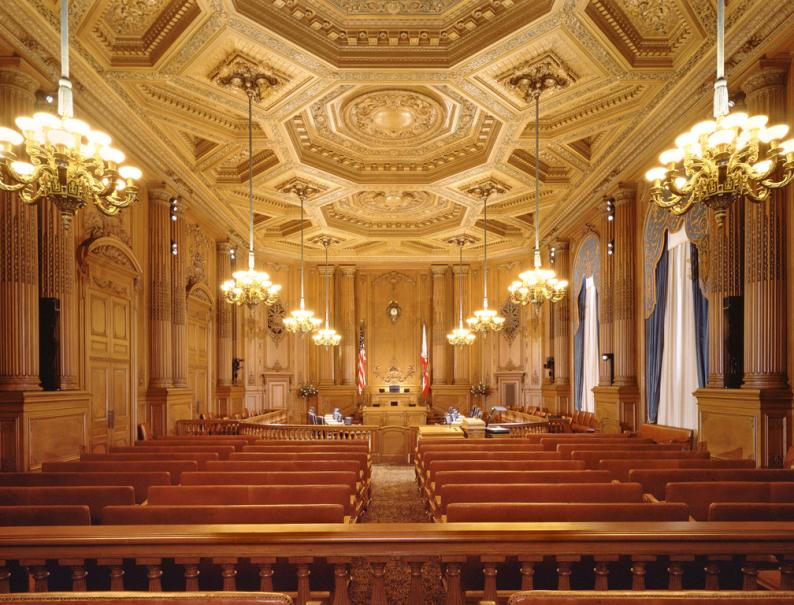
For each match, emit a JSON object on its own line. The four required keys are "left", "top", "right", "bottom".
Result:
{"left": 417, "top": 425, "right": 464, "bottom": 439}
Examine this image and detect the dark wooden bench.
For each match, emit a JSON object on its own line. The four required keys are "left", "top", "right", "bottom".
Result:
{"left": 0, "top": 471, "right": 170, "bottom": 502}
{"left": 446, "top": 502, "right": 690, "bottom": 522}
{"left": 0, "top": 505, "right": 91, "bottom": 526}
{"left": 103, "top": 504, "right": 347, "bottom": 525}
{"left": 0, "top": 486, "right": 134, "bottom": 524}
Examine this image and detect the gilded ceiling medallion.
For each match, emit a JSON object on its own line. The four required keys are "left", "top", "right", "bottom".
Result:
{"left": 356, "top": 191, "right": 431, "bottom": 215}
{"left": 343, "top": 90, "right": 444, "bottom": 143}
{"left": 112, "top": 0, "right": 167, "bottom": 34}
{"left": 336, "top": 0, "right": 447, "bottom": 14}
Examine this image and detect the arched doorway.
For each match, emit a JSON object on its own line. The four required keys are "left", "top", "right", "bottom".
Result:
{"left": 187, "top": 283, "right": 214, "bottom": 418}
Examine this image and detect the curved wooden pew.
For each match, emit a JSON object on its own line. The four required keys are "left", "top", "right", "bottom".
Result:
{"left": 111, "top": 445, "right": 235, "bottom": 460}
{"left": 556, "top": 443, "right": 685, "bottom": 458}
{"left": 445, "top": 502, "right": 690, "bottom": 522}
{"left": 103, "top": 504, "right": 347, "bottom": 525}
{"left": 628, "top": 469, "right": 794, "bottom": 500}
{"left": 572, "top": 450, "right": 709, "bottom": 469}
{"left": 0, "top": 486, "right": 134, "bottom": 524}
{"left": 81, "top": 452, "right": 219, "bottom": 469}
{"left": 599, "top": 458, "right": 755, "bottom": 482}
{"left": 666, "top": 481, "right": 794, "bottom": 520}
{"left": 0, "top": 471, "right": 170, "bottom": 503}
{"left": 45, "top": 460, "right": 198, "bottom": 483}
{"left": 135, "top": 438, "right": 249, "bottom": 451}
{"left": 538, "top": 437, "right": 655, "bottom": 451}
{"left": 0, "top": 505, "right": 91, "bottom": 526}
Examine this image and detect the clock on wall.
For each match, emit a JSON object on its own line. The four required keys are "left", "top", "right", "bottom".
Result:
{"left": 386, "top": 300, "right": 401, "bottom": 324}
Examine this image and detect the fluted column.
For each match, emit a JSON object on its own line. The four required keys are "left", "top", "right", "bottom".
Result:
{"left": 552, "top": 241, "right": 571, "bottom": 385}
{"left": 39, "top": 202, "right": 79, "bottom": 389}
{"left": 0, "top": 63, "right": 40, "bottom": 391}
{"left": 598, "top": 205, "right": 615, "bottom": 386}
{"left": 612, "top": 185, "right": 637, "bottom": 386}
{"left": 431, "top": 265, "right": 449, "bottom": 385}
{"left": 171, "top": 212, "right": 187, "bottom": 388}
{"left": 742, "top": 61, "right": 789, "bottom": 390}
{"left": 216, "top": 242, "right": 233, "bottom": 387}
{"left": 707, "top": 202, "right": 743, "bottom": 387}
{"left": 148, "top": 189, "right": 173, "bottom": 389}
{"left": 452, "top": 265, "right": 470, "bottom": 384}
{"left": 317, "top": 265, "right": 336, "bottom": 386}
{"left": 339, "top": 265, "right": 356, "bottom": 385}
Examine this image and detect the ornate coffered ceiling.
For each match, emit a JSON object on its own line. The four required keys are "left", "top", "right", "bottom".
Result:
{"left": 1, "top": 0, "right": 793, "bottom": 260}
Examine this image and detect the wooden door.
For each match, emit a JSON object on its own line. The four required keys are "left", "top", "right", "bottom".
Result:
{"left": 187, "top": 290, "right": 212, "bottom": 417}
{"left": 87, "top": 285, "right": 132, "bottom": 452}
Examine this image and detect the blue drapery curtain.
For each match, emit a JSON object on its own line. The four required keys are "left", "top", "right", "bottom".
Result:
{"left": 573, "top": 277, "right": 587, "bottom": 411}
{"left": 645, "top": 234, "right": 669, "bottom": 423}
{"left": 691, "top": 243, "right": 708, "bottom": 388}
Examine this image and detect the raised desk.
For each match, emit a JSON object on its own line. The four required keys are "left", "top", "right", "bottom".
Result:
{"left": 363, "top": 404, "right": 427, "bottom": 427}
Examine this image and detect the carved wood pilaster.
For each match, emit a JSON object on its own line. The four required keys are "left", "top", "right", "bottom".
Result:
{"left": 339, "top": 265, "right": 356, "bottom": 386}
{"left": 742, "top": 61, "right": 789, "bottom": 390}
{"left": 552, "top": 241, "right": 571, "bottom": 383}
{"left": 216, "top": 242, "right": 233, "bottom": 387}
{"left": 171, "top": 215, "right": 187, "bottom": 388}
{"left": 431, "top": 265, "right": 449, "bottom": 385}
{"left": 612, "top": 185, "right": 637, "bottom": 385}
{"left": 599, "top": 203, "right": 615, "bottom": 386}
{"left": 148, "top": 190, "right": 173, "bottom": 389}
{"left": 0, "top": 63, "right": 40, "bottom": 391}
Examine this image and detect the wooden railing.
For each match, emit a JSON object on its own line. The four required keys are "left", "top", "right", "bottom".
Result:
{"left": 238, "top": 423, "right": 374, "bottom": 445}
{"left": 247, "top": 409, "right": 289, "bottom": 425}
{"left": 1, "top": 523, "right": 793, "bottom": 603}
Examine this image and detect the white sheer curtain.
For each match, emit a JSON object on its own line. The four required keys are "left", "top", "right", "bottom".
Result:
{"left": 581, "top": 276, "right": 599, "bottom": 413}
{"left": 658, "top": 227, "right": 699, "bottom": 430}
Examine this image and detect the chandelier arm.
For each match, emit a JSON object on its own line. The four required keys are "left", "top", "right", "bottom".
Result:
{"left": 247, "top": 92, "right": 255, "bottom": 272}
{"left": 58, "top": 0, "right": 74, "bottom": 119}
{"left": 482, "top": 191, "right": 488, "bottom": 307}
{"left": 299, "top": 191, "right": 305, "bottom": 307}
{"left": 324, "top": 241, "right": 330, "bottom": 329}
{"left": 533, "top": 93, "right": 541, "bottom": 266}
{"left": 458, "top": 242, "right": 464, "bottom": 329}
{"left": 762, "top": 169, "right": 794, "bottom": 190}
{"left": 669, "top": 196, "right": 696, "bottom": 215}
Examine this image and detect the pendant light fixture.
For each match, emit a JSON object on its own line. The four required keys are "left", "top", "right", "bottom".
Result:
{"left": 447, "top": 239, "right": 476, "bottom": 347}
{"left": 646, "top": 0, "right": 794, "bottom": 226}
{"left": 508, "top": 72, "right": 568, "bottom": 308}
{"left": 0, "top": 0, "right": 141, "bottom": 228}
{"left": 221, "top": 78, "right": 281, "bottom": 308}
{"left": 467, "top": 184, "right": 505, "bottom": 334}
{"left": 284, "top": 184, "right": 322, "bottom": 334}
{"left": 312, "top": 237, "right": 341, "bottom": 348}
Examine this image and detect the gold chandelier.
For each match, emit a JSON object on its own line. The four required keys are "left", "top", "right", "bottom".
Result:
{"left": 447, "top": 239, "right": 476, "bottom": 347}
{"left": 312, "top": 238, "right": 341, "bottom": 348}
{"left": 221, "top": 79, "right": 281, "bottom": 308}
{"left": 284, "top": 184, "right": 322, "bottom": 335}
{"left": 645, "top": 0, "right": 794, "bottom": 226}
{"left": 0, "top": 1, "right": 141, "bottom": 228}
{"left": 508, "top": 73, "right": 568, "bottom": 307}
{"left": 467, "top": 184, "right": 505, "bottom": 334}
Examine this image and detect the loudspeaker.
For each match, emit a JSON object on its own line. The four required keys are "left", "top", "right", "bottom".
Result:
{"left": 39, "top": 297, "right": 60, "bottom": 391}
{"left": 723, "top": 295, "right": 743, "bottom": 389}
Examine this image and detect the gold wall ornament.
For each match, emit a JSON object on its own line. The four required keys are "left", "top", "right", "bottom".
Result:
{"left": 508, "top": 68, "right": 569, "bottom": 308}
{"left": 0, "top": 1, "right": 141, "bottom": 228}
{"left": 645, "top": 0, "right": 794, "bottom": 226}
{"left": 386, "top": 300, "right": 401, "bottom": 324}
{"left": 220, "top": 68, "right": 282, "bottom": 308}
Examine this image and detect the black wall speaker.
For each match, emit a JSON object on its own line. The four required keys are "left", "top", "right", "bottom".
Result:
{"left": 39, "top": 297, "right": 60, "bottom": 391}
{"left": 723, "top": 295, "right": 743, "bottom": 389}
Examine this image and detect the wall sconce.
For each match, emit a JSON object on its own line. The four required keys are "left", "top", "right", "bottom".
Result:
{"left": 601, "top": 352, "right": 614, "bottom": 385}
{"left": 606, "top": 197, "right": 615, "bottom": 222}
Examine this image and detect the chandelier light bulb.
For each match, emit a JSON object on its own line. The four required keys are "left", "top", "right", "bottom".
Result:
{"left": 448, "top": 239, "right": 476, "bottom": 346}
{"left": 284, "top": 184, "right": 322, "bottom": 336}
{"left": 312, "top": 238, "right": 341, "bottom": 349}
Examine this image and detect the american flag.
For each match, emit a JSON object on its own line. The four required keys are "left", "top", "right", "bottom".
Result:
{"left": 357, "top": 323, "right": 367, "bottom": 396}
{"left": 420, "top": 322, "right": 430, "bottom": 397}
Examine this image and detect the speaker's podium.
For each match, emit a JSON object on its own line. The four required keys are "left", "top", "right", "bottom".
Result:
{"left": 364, "top": 385, "right": 426, "bottom": 426}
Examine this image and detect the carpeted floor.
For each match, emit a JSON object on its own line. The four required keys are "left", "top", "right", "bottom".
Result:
{"left": 350, "top": 464, "right": 445, "bottom": 605}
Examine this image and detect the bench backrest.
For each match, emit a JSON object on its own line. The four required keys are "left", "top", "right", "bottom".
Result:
{"left": 598, "top": 458, "right": 755, "bottom": 481}
{"left": 180, "top": 471, "right": 358, "bottom": 490}
{"left": 507, "top": 591, "right": 794, "bottom": 604}
{"left": 45, "top": 460, "right": 198, "bottom": 483}
{"left": 81, "top": 452, "right": 218, "bottom": 468}
{"left": 421, "top": 452, "right": 564, "bottom": 468}
{"left": 0, "top": 505, "right": 91, "bottom": 526}
{"left": 539, "top": 437, "right": 652, "bottom": 451}
{"left": 0, "top": 471, "right": 170, "bottom": 503}
{"left": 426, "top": 460, "right": 586, "bottom": 482}
{"left": 0, "top": 593, "right": 294, "bottom": 605}
{"left": 136, "top": 439, "right": 248, "bottom": 451}
{"left": 438, "top": 482, "right": 644, "bottom": 514}
{"left": 445, "top": 502, "right": 690, "bottom": 523}
{"left": 205, "top": 460, "right": 362, "bottom": 476}
{"left": 557, "top": 443, "right": 684, "bottom": 458}
{"left": 252, "top": 440, "right": 369, "bottom": 450}
{"left": 0, "top": 486, "right": 134, "bottom": 524}
{"left": 235, "top": 451, "right": 368, "bottom": 465}
{"left": 102, "top": 504, "right": 346, "bottom": 525}
{"left": 708, "top": 502, "right": 794, "bottom": 521}
{"left": 147, "top": 484, "right": 355, "bottom": 515}
{"left": 637, "top": 423, "right": 694, "bottom": 446}
{"left": 666, "top": 481, "right": 794, "bottom": 520}
{"left": 629, "top": 469, "right": 794, "bottom": 500}
{"left": 573, "top": 450, "right": 709, "bottom": 469}
{"left": 111, "top": 446, "right": 234, "bottom": 459}
{"left": 432, "top": 469, "right": 611, "bottom": 488}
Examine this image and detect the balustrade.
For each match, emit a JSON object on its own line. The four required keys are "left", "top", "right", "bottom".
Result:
{"left": 0, "top": 523, "right": 792, "bottom": 602}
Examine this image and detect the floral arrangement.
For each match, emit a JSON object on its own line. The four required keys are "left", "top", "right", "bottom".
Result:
{"left": 298, "top": 384, "right": 319, "bottom": 398}
{"left": 470, "top": 382, "right": 490, "bottom": 396}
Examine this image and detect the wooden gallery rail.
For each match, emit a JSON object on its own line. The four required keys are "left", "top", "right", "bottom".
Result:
{"left": 174, "top": 419, "right": 550, "bottom": 463}
{"left": 0, "top": 523, "right": 793, "bottom": 604}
